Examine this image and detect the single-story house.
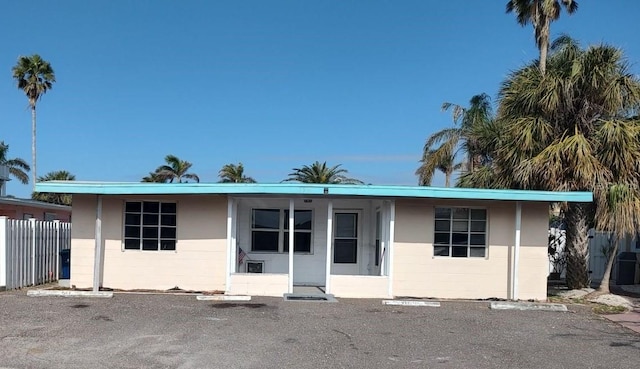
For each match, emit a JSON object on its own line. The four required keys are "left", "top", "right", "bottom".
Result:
{"left": 0, "top": 196, "right": 71, "bottom": 221}
{"left": 35, "top": 182, "right": 591, "bottom": 300}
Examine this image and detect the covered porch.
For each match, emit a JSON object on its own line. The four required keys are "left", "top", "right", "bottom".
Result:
{"left": 225, "top": 196, "right": 395, "bottom": 298}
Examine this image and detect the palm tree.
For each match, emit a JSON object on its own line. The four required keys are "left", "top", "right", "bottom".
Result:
{"left": 141, "top": 171, "right": 167, "bottom": 183}
{"left": 506, "top": 0, "right": 578, "bottom": 74}
{"left": 12, "top": 55, "right": 56, "bottom": 191}
{"left": 32, "top": 170, "right": 75, "bottom": 205}
{"left": 416, "top": 149, "right": 461, "bottom": 187}
{"left": 156, "top": 155, "right": 199, "bottom": 183}
{"left": 465, "top": 38, "right": 640, "bottom": 289}
{"left": 284, "top": 161, "right": 363, "bottom": 184}
{"left": 218, "top": 163, "right": 256, "bottom": 183}
{"left": 417, "top": 94, "right": 494, "bottom": 186}
{"left": 0, "top": 141, "right": 30, "bottom": 184}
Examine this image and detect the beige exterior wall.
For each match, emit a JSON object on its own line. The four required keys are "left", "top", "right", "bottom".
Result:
{"left": 228, "top": 273, "right": 288, "bottom": 296}
{"left": 330, "top": 275, "right": 389, "bottom": 298}
{"left": 70, "top": 194, "right": 227, "bottom": 291}
{"left": 392, "top": 199, "right": 549, "bottom": 300}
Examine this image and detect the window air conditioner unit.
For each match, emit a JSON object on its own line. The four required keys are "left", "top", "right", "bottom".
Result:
{"left": 246, "top": 260, "right": 265, "bottom": 274}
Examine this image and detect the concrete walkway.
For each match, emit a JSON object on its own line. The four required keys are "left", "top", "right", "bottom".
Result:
{"left": 602, "top": 285, "right": 640, "bottom": 334}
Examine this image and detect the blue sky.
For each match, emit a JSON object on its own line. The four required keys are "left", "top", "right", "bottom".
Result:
{"left": 1, "top": 1, "right": 639, "bottom": 198}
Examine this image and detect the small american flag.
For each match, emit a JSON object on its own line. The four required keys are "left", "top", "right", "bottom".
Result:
{"left": 238, "top": 247, "right": 247, "bottom": 265}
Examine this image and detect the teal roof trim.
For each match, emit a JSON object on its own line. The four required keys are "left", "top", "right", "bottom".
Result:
{"left": 35, "top": 181, "right": 593, "bottom": 203}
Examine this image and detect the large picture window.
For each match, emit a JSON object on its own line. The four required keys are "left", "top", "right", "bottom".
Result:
{"left": 251, "top": 209, "right": 312, "bottom": 253}
{"left": 124, "top": 201, "right": 177, "bottom": 251}
{"left": 433, "top": 207, "right": 486, "bottom": 258}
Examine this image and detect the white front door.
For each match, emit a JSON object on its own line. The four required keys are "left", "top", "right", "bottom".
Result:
{"left": 331, "top": 211, "right": 361, "bottom": 275}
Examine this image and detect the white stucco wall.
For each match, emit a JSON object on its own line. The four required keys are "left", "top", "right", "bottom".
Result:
{"left": 70, "top": 194, "right": 227, "bottom": 291}
{"left": 392, "top": 199, "right": 549, "bottom": 300}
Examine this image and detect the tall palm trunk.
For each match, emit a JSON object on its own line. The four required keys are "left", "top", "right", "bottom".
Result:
{"left": 31, "top": 104, "right": 37, "bottom": 191}
{"left": 596, "top": 235, "right": 619, "bottom": 294}
{"left": 445, "top": 171, "right": 451, "bottom": 188}
{"left": 565, "top": 202, "right": 590, "bottom": 289}
{"left": 538, "top": 17, "right": 550, "bottom": 74}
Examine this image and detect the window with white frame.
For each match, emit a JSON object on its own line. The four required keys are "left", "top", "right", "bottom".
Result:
{"left": 334, "top": 212, "right": 358, "bottom": 263}
{"left": 433, "top": 207, "right": 486, "bottom": 258}
{"left": 251, "top": 209, "right": 312, "bottom": 253}
{"left": 124, "top": 201, "right": 177, "bottom": 251}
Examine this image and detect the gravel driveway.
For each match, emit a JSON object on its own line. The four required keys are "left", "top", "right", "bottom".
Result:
{"left": 0, "top": 292, "right": 638, "bottom": 369}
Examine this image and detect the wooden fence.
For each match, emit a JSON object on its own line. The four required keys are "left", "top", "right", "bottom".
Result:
{"left": 0, "top": 216, "right": 71, "bottom": 290}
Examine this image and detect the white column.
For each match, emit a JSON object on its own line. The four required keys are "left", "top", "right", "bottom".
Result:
{"left": 288, "top": 199, "right": 294, "bottom": 293}
{"left": 226, "top": 197, "right": 234, "bottom": 292}
{"left": 513, "top": 202, "right": 522, "bottom": 300}
{"left": 54, "top": 220, "right": 60, "bottom": 280}
{"left": 93, "top": 195, "right": 103, "bottom": 292}
{"left": 325, "top": 200, "right": 333, "bottom": 293}
{"left": 380, "top": 204, "right": 388, "bottom": 276}
{"left": 0, "top": 216, "right": 7, "bottom": 288}
{"left": 387, "top": 200, "right": 396, "bottom": 298}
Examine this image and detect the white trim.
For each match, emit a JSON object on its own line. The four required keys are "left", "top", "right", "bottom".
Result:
{"left": 288, "top": 199, "right": 294, "bottom": 293}
{"left": 325, "top": 200, "right": 333, "bottom": 293}
{"left": 0, "top": 216, "right": 6, "bottom": 288}
{"left": 226, "top": 197, "right": 234, "bottom": 292}
{"left": 388, "top": 200, "right": 395, "bottom": 298}
{"left": 513, "top": 201, "right": 522, "bottom": 300}
{"left": 30, "top": 218, "right": 36, "bottom": 286}
{"left": 93, "top": 195, "right": 103, "bottom": 292}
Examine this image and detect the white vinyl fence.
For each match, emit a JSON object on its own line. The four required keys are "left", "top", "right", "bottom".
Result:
{"left": 0, "top": 216, "right": 71, "bottom": 290}
{"left": 548, "top": 227, "right": 617, "bottom": 283}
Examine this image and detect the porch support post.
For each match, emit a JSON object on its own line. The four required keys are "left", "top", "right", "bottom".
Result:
{"left": 288, "top": 199, "right": 294, "bottom": 293}
{"left": 92, "top": 195, "right": 103, "bottom": 293}
{"left": 387, "top": 200, "right": 396, "bottom": 298}
{"left": 325, "top": 200, "right": 333, "bottom": 293}
{"left": 226, "top": 197, "right": 234, "bottom": 292}
{"left": 512, "top": 201, "right": 522, "bottom": 300}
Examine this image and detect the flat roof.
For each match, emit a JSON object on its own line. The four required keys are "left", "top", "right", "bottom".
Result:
{"left": 34, "top": 181, "right": 593, "bottom": 203}
{"left": 0, "top": 196, "right": 71, "bottom": 211}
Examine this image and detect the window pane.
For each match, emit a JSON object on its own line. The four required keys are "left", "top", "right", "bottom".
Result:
{"left": 452, "top": 208, "right": 469, "bottom": 219}
{"left": 161, "top": 214, "right": 176, "bottom": 226}
{"left": 252, "top": 209, "right": 280, "bottom": 229}
{"left": 125, "top": 202, "right": 141, "bottom": 213}
{"left": 142, "top": 239, "right": 158, "bottom": 251}
{"left": 143, "top": 227, "right": 158, "bottom": 239}
{"left": 161, "top": 227, "right": 176, "bottom": 239}
{"left": 452, "top": 233, "right": 468, "bottom": 245}
{"left": 283, "top": 232, "right": 312, "bottom": 253}
{"left": 434, "top": 232, "right": 450, "bottom": 245}
{"left": 470, "top": 221, "right": 486, "bottom": 232}
{"left": 435, "top": 220, "right": 450, "bottom": 232}
{"left": 143, "top": 213, "right": 159, "bottom": 225}
{"left": 452, "top": 220, "right": 468, "bottom": 232}
{"left": 470, "top": 234, "right": 485, "bottom": 246}
{"left": 434, "top": 208, "right": 451, "bottom": 219}
{"left": 470, "top": 247, "right": 486, "bottom": 257}
{"left": 125, "top": 213, "right": 141, "bottom": 226}
{"left": 143, "top": 202, "right": 160, "bottom": 213}
{"left": 334, "top": 239, "right": 357, "bottom": 263}
{"left": 124, "top": 226, "right": 140, "bottom": 238}
{"left": 375, "top": 240, "right": 380, "bottom": 266}
{"left": 251, "top": 231, "right": 279, "bottom": 251}
{"left": 470, "top": 209, "right": 486, "bottom": 220}
{"left": 160, "top": 239, "right": 176, "bottom": 251}
{"left": 335, "top": 213, "right": 357, "bottom": 238}
{"left": 434, "top": 246, "right": 450, "bottom": 256}
{"left": 376, "top": 212, "right": 381, "bottom": 239}
{"left": 295, "top": 210, "right": 312, "bottom": 230}
{"left": 161, "top": 203, "right": 176, "bottom": 214}
{"left": 124, "top": 239, "right": 140, "bottom": 250}
{"left": 452, "top": 246, "right": 468, "bottom": 257}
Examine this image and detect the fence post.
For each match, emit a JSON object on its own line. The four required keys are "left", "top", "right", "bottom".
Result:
{"left": 54, "top": 220, "right": 60, "bottom": 281}
{"left": 30, "top": 218, "right": 36, "bottom": 286}
{"left": 0, "top": 216, "right": 7, "bottom": 289}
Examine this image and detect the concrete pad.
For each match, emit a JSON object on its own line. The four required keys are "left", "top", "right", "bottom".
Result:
{"left": 27, "top": 290, "right": 113, "bottom": 298}
{"left": 58, "top": 279, "right": 70, "bottom": 288}
{"left": 490, "top": 301, "right": 567, "bottom": 312}
{"left": 196, "top": 295, "right": 251, "bottom": 301}
{"left": 383, "top": 300, "right": 441, "bottom": 307}
{"left": 602, "top": 311, "right": 640, "bottom": 334}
